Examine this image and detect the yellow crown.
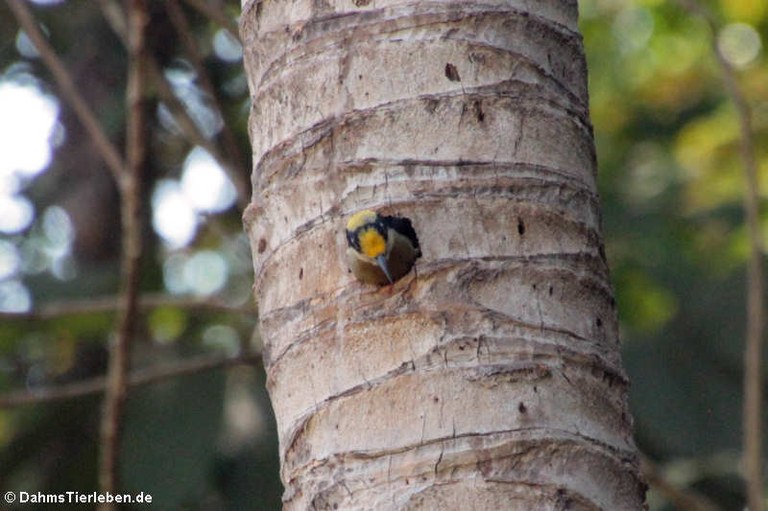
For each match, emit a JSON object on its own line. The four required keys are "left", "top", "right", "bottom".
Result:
{"left": 346, "top": 210, "right": 378, "bottom": 232}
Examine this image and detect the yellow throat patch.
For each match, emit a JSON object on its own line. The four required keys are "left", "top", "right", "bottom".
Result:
{"left": 359, "top": 228, "right": 386, "bottom": 258}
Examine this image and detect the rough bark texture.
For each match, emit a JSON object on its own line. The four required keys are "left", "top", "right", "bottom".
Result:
{"left": 241, "top": 1, "right": 646, "bottom": 509}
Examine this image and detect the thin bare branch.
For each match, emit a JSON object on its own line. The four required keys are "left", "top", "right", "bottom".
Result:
{"left": 0, "top": 293, "right": 255, "bottom": 321}
{"left": 148, "top": 58, "right": 250, "bottom": 210}
{"left": 641, "top": 455, "right": 721, "bottom": 511}
{"left": 675, "top": 2, "right": 764, "bottom": 509}
{"left": 165, "top": 0, "right": 251, "bottom": 210}
{"left": 0, "top": 352, "right": 262, "bottom": 409}
{"left": 98, "top": 0, "right": 150, "bottom": 499}
{"left": 734, "top": 62, "right": 765, "bottom": 511}
{"left": 96, "top": 0, "right": 250, "bottom": 210}
{"left": 4, "top": 0, "right": 126, "bottom": 184}
{"left": 181, "top": 0, "right": 240, "bottom": 42}
{"left": 96, "top": 0, "right": 127, "bottom": 41}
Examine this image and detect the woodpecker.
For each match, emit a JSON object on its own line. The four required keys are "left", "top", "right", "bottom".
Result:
{"left": 345, "top": 210, "right": 421, "bottom": 286}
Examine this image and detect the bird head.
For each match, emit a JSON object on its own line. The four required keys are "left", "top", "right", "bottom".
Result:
{"left": 345, "top": 210, "right": 393, "bottom": 283}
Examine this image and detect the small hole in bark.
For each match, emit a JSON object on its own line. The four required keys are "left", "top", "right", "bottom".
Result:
{"left": 548, "top": 285, "right": 553, "bottom": 296}
{"left": 518, "top": 402, "right": 527, "bottom": 414}
{"left": 444, "top": 62, "right": 461, "bottom": 82}
{"left": 473, "top": 100, "right": 485, "bottom": 122}
{"left": 433, "top": 396, "right": 439, "bottom": 403}
{"left": 517, "top": 218, "right": 525, "bottom": 235}
{"left": 596, "top": 317, "right": 603, "bottom": 327}
{"left": 299, "top": 267, "right": 304, "bottom": 280}
{"left": 257, "top": 238, "right": 267, "bottom": 253}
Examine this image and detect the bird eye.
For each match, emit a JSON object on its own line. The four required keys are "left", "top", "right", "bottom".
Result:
{"left": 346, "top": 230, "right": 358, "bottom": 249}
{"left": 376, "top": 221, "right": 388, "bottom": 239}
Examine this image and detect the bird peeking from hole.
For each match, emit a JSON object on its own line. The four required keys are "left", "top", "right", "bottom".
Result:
{"left": 345, "top": 210, "right": 421, "bottom": 286}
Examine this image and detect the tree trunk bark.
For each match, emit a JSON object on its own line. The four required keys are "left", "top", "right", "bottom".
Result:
{"left": 241, "top": 1, "right": 646, "bottom": 509}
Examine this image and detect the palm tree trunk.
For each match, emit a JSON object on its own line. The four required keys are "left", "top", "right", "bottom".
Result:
{"left": 242, "top": 1, "right": 646, "bottom": 509}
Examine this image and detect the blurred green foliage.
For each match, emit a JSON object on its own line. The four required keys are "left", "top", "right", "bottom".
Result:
{"left": 0, "top": 0, "right": 764, "bottom": 509}
{"left": 583, "top": 0, "right": 767, "bottom": 508}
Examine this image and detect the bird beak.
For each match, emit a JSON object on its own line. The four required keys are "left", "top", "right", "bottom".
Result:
{"left": 376, "top": 255, "right": 394, "bottom": 284}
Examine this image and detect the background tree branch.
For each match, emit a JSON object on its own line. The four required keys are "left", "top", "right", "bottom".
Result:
{"left": 96, "top": 0, "right": 250, "bottom": 210}
{"left": 675, "top": 2, "right": 765, "bottom": 509}
{"left": 0, "top": 352, "right": 261, "bottom": 408}
{"left": 0, "top": 293, "right": 254, "bottom": 321}
{"left": 181, "top": 0, "right": 239, "bottom": 42}
{"left": 5, "top": 0, "right": 126, "bottom": 183}
{"left": 98, "top": 0, "right": 150, "bottom": 501}
{"left": 165, "top": 0, "right": 250, "bottom": 210}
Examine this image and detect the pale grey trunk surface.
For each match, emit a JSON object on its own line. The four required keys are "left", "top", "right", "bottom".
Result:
{"left": 241, "top": 1, "right": 646, "bottom": 509}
